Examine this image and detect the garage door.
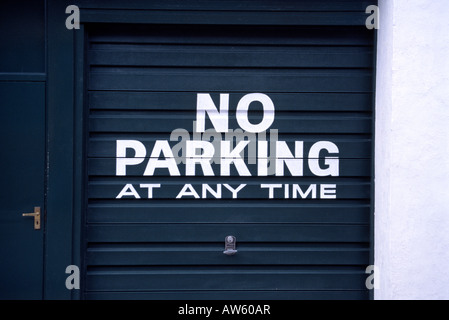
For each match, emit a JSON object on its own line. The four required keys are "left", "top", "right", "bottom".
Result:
{"left": 84, "top": 21, "right": 374, "bottom": 299}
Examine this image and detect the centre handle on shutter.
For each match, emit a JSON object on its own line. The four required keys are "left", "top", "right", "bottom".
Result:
{"left": 223, "top": 235, "right": 237, "bottom": 256}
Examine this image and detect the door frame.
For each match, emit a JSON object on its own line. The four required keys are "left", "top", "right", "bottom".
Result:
{"left": 46, "top": 0, "right": 77, "bottom": 299}
{"left": 45, "top": 0, "right": 376, "bottom": 299}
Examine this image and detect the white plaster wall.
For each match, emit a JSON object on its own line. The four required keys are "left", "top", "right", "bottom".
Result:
{"left": 375, "top": 0, "right": 449, "bottom": 299}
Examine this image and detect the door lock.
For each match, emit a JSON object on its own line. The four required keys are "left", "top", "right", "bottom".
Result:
{"left": 223, "top": 235, "right": 237, "bottom": 255}
{"left": 22, "top": 207, "right": 41, "bottom": 230}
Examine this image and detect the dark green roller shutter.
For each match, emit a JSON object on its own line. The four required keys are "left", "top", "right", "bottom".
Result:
{"left": 83, "top": 7, "right": 375, "bottom": 300}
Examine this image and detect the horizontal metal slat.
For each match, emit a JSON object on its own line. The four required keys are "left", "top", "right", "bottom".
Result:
{"left": 87, "top": 202, "right": 370, "bottom": 224}
{"left": 87, "top": 224, "right": 369, "bottom": 243}
{"left": 88, "top": 137, "right": 371, "bottom": 158}
{"left": 89, "top": 69, "right": 373, "bottom": 92}
{"left": 86, "top": 267, "right": 367, "bottom": 291}
{"left": 88, "top": 158, "right": 371, "bottom": 177}
{"left": 88, "top": 180, "right": 370, "bottom": 200}
{"left": 82, "top": 10, "right": 368, "bottom": 26}
{"left": 84, "top": 289, "right": 369, "bottom": 300}
{"left": 77, "top": 0, "right": 374, "bottom": 12}
{"left": 89, "top": 46, "right": 373, "bottom": 68}
{"left": 86, "top": 244, "right": 369, "bottom": 266}
{"left": 89, "top": 115, "right": 372, "bottom": 134}
{"left": 89, "top": 25, "right": 373, "bottom": 46}
{"left": 89, "top": 92, "right": 373, "bottom": 112}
